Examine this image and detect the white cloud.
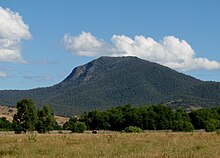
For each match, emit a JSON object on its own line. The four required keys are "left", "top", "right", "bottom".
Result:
{"left": 0, "top": 7, "right": 32, "bottom": 63}
{"left": 63, "top": 32, "right": 220, "bottom": 71}
{"left": 0, "top": 71, "right": 7, "bottom": 78}
{"left": 63, "top": 32, "right": 114, "bottom": 56}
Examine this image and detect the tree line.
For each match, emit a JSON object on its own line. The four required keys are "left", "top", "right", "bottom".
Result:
{"left": 1, "top": 99, "right": 220, "bottom": 133}
{"left": 75, "top": 104, "right": 220, "bottom": 132}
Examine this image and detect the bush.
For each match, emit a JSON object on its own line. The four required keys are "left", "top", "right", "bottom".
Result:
{"left": 124, "top": 126, "right": 142, "bottom": 133}
{"left": 204, "top": 119, "right": 219, "bottom": 132}
{"left": 172, "top": 120, "right": 194, "bottom": 132}
{"left": 0, "top": 117, "right": 13, "bottom": 131}
{"left": 182, "top": 122, "right": 194, "bottom": 132}
{"left": 71, "top": 122, "right": 87, "bottom": 133}
{"left": 63, "top": 116, "right": 77, "bottom": 130}
{"left": 204, "top": 120, "right": 216, "bottom": 132}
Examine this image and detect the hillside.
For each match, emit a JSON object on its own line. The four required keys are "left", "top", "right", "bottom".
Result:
{"left": 0, "top": 56, "right": 220, "bottom": 116}
{"left": 0, "top": 106, "right": 16, "bottom": 122}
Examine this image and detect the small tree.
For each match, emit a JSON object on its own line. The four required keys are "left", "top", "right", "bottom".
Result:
{"left": 63, "top": 116, "right": 86, "bottom": 133}
{"left": 204, "top": 119, "right": 218, "bottom": 132}
{"left": 0, "top": 117, "right": 13, "bottom": 131}
{"left": 63, "top": 116, "right": 77, "bottom": 130}
{"left": 70, "top": 122, "right": 86, "bottom": 133}
{"left": 71, "top": 122, "right": 87, "bottom": 133}
{"left": 172, "top": 109, "right": 194, "bottom": 132}
{"left": 36, "top": 105, "right": 57, "bottom": 133}
{"left": 13, "top": 99, "right": 37, "bottom": 133}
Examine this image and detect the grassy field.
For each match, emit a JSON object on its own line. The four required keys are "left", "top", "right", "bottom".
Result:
{"left": 0, "top": 132, "right": 220, "bottom": 158}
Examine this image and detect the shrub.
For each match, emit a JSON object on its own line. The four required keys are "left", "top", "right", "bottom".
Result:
{"left": 172, "top": 120, "right": 194, "bottom": 132}
{"left": 0, "top": 117, "right": 13, "bottom": 131}
{"left": 124, "top": 126, "right": 142, "bottom": 133}
{"left": 182, "top": 121, "right": 194, "bottom": 132}
{"left": 204, "top": 119, "right": 218, "bottom": 132}
{"left": 71, "top": 122, "right": 87, "bottom": 133}
{"left": 204, "top": 121, "right": 216, "bottom": 132}
{"left": 63, "top": 116, "right": 77, "bottom": 130}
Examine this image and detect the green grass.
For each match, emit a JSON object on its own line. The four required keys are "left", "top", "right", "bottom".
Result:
{"left": 0, "top": 132, "right": 220, "bottom": 158}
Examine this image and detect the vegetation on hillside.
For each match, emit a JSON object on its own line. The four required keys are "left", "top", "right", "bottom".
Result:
{"left": 0, "top": 57, "right": 220, "bottom": 116}
{"left": 1, "top": 98, "right": 220, "bottom": 133}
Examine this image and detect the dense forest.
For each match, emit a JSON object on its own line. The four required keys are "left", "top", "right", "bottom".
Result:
{"left": 1, "top": 99, "right": 220, "bottom": 133}
{"left": 0, "top": 57, "right": 220, "bottom": 116}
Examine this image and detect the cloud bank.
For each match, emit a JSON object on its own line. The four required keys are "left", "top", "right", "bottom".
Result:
{"left": 0, "top": 7, "right": 32, "bottom": 63}
{"left": 64, "top": 32, "right": 220, "bottom": 71}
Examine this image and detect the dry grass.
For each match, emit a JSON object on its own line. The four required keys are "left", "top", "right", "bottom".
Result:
{"left": 54, "top": 116, "right": 69, "bottom": 125}
{"left": 0, "top": 132, "right": 220, "bottom": 158}
{"left": 0, "top": 106, "right": 16, "bottom": 122}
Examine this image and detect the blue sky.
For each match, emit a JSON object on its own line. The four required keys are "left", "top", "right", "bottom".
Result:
{"left": 0, "top": 0, "right": 220, "bottom": 90}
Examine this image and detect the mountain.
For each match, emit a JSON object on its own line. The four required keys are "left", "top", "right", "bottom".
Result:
{"left": 0, "top": 56, "right": 220, "bottom": 116}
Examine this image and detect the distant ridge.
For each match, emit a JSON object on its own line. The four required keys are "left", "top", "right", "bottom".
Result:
{"left": 0, "top": 56, "right": 220, "bottom": 116}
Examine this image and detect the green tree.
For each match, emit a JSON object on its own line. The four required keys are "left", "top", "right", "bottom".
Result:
{"left": 63, "top": 116, "right": 77, "bottom": 130}
{"left": 63, "top": 116, "right": 87, "bottom": 133}
{"left": 124, "top": 108, "right": 143, "bottom": 129}
{"left": 189, "top": 108, "right": 219, "bottom": 130}
{"left": 13, "top": 99, "right": 37, "bottom": 133}
{"left": 0, "top": 117, "right": 13, "bottom": 131}
{"left": 36, "top": 105, "right": 57, "bottom": 133}
{"left": 81, "top": 111, "right": 110, "bottom": 130}
{"left": 204, "top": 119, "right": 219, "bottom": 132}
{"left": 107, "top": 106, "right": 125, "bottom": 131}
{"left": 71, "top": 122, "right": 87, "bottom": 133}
{"left": 152, "top": 105, "right": 174, "bottom": 130}
{"left": 172, "top": 108, "right": 194, "bottom": 132}
{"left": 147, "top": 108, "right": 157, "bottom": 130}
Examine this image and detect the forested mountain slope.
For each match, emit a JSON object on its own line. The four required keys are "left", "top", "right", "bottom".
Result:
{"left": 0, "top": 56, "right": 219, "bottom": 116}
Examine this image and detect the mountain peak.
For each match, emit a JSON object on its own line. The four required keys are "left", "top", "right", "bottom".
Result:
{"left": 63, "top": 56, "right": 140, "bottom": 83}
{"left": 1, "top": 56, "right": 220, "bottom": 116}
